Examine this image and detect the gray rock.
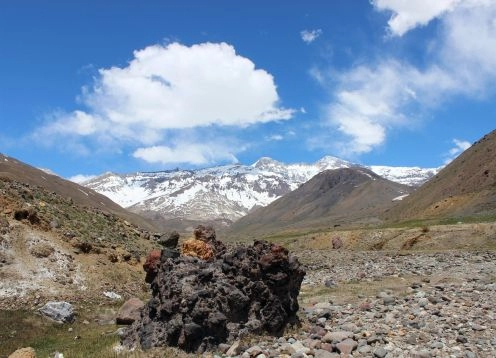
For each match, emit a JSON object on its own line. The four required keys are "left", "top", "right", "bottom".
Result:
{"left": 322, "top": 330, "right": 352, "bottom": 343}
{"left": 373, "top": 347, "right": 387, "bottom": 358}
{"left": 39, "top": 301, "right": 75, "bottom": 323}
{"left": 314, "top": 349, "right": 339, "bottom": 358}
{"left": 411, "top": 350, "right": 432, "bottom": 358}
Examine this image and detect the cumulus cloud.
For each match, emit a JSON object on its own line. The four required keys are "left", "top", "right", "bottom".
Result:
{"left": 318, "top": 1, "right": 496, "bottom": 155}
{"left": 444, "top": 138, "right": 471, "bottom": 164}
{"left": 35, "top": 42, "right": 293, "bottom": 165}
{"left": 300, "top": 29, "right": 322, "bottom": 43}
{"left": 133, "top": 142, "right": 238, "bottom": 166}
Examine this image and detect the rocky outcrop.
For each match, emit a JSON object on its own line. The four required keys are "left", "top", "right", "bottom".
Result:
{"left": 122, "top": 232, "right": 305, "bottom": 353}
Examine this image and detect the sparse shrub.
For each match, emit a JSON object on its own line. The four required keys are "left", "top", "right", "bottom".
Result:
{"left": 421, "top": 226, "right": 430, "bottom": 233}
{"left": 30, "top": 243, "right": 54, "bottom": 258}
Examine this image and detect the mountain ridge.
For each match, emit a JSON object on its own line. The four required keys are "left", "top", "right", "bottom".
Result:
{"left": 81, "top": 156, "right": 438, "bottom": 230}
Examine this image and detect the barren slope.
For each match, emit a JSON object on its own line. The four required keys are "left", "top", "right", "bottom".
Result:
{"left": 225, "top": 168, "right": 411, "bottom": 239}
{"left": 384, "top": 129, "right": 496, "bottom": 223}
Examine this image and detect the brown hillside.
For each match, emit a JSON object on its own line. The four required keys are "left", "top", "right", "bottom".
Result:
{"left": 384, "top": 129, "right": 496, "bottom": 222}
{"left": 225, "top": 168, "right": 411, "bottom": 239}
{"left": 0, "top": 153, "right": 158, "bottom": 231}
{"left": 0, "top": 153, "right": 167, "bottom": 309}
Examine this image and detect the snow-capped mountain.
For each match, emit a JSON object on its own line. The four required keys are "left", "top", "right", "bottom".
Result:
{"left": 81, "top": 156, "right": 438, "bottom": 226}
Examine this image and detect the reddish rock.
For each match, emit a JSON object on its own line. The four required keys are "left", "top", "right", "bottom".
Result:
{"left": 116, "top": 297, "right": 145, "bottom": 325}
{"left": 143, "top": 249, "right": 161, "bottom": 283}
{"left": 332, "top": 237, "right": 343, "bottom": 250}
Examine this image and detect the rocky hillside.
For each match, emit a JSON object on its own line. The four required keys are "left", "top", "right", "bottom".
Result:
{"left": 0, "top": 154, "right": 163, "bottom": 308}
{"left": 225, "top": 168, "right": 411, "bottom": 239}
{"left": 82, "top": 156, "right": 437, "bottom": 231}
{"left": 384, "top": 129, "right": 496, "bottom": 223}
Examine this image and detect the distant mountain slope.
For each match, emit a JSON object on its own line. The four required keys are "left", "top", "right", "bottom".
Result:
{"left": 82, "top": 156, "right": 436, "bottom": 230}
{"left": 225, "top": 168, "right": 411, "bottom": 238}
{"left": 384, "top": 129, "right": 496, "bottom": 223}
{"left": 0, "top": 153, "right": 158, "bottom": 232}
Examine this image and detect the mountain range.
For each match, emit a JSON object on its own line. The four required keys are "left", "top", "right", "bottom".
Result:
{"left": 82, "top": 156, "right": 438, "bottom": 230}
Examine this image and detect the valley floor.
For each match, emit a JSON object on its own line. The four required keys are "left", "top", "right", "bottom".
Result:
{"left": 1, "top": 242, "right": 495, "bottom": 357}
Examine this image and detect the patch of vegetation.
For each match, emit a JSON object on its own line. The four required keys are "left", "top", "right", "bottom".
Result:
{"left": 0, "top": 308, "right": 187, "bottom": 358}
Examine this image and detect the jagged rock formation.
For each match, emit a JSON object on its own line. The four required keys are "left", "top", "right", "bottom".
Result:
{"left": 123, "top": 227, "right": 306, "bottom": 353}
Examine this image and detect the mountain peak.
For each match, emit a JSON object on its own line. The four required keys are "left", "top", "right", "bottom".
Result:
{"left": 316, "top": 155, "right": 353, "bottom": 169}
{"left": 252, "top": 157, "right": 284, "bottom": 169}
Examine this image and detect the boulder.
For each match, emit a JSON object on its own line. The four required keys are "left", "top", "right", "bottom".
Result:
{"left": 38, "top": 301, "right": 74, "bottom": 323}
{"left": 122, "top": 238, "right": 305, "bottom": 353}
{"left": 158, "top": 231, "right": 180, "bottom": 248}
{"left": 116, "top": 298, "right": 145, "bottom": 325}
{"left": 8, "top": 347, "right": 36, "bottom": 358}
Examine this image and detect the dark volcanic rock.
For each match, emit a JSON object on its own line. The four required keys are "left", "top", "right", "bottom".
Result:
{"left": 122, "top": 239, "right": 305, "bottom": 353}
{"left": 158, "top": 231, "right": 180, "bottom": 248}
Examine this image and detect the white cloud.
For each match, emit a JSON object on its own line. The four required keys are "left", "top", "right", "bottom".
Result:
{"left": 372, "top": 0, "right": 493, "bottom": 37}
{"left": 68, "top": 174, "right": 97, "bottom": 184}
{"left": 444, "top": 138, "right": 471, "bottom": 164}
{"left": 267, "top": 134, "right": 284, "bottom": 141}
{"left": 133, "top": 142, "right": 238, "bottom": 166}
{"left": 372, "top": 0, "right": 460, "bottom": 36}
{"left": 35, "top": 42, "right": 293, "bottom": 165}
{"left": 317, "top": 1, "right": 496, "bottom": 156}
{"left": 300, "top": 29, "right": 323, "bottom": 43}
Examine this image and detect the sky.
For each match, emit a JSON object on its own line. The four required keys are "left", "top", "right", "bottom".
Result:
{"left": 1, "top": 0, "right": 495, "bottom": 181}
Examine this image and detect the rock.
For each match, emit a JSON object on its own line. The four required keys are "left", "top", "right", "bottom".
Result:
{"left": 116, "top": 298, "right": 145, "bottom": 325}
{"left": 245, "top": 345, "right": 263, "bottom": 356}
{"left": 335, "top": 338, "right": 357, "bottom": 354}
{"left": 143, "top": 249, "right": 161, "bottom": 283}
{"left": 122, "top": 239, "right": 305, "bottom": 353}
{"left": 322, "top": 331, "right": 353, "bottom": 343}
{"left": 226, "top": 341, "right": 242, "bottom": 356}
{"left": 324, "top": 279, "right": 336, "bottom": 288}
{"left": 373, "top": 347, "right": 387, "bottom": 358}
{"left": 358, "top": 345, "right": 372, "bottom": 354}
{"left": 158, "top": 231, "right": 180, "bottom": 248}
{"left": 181, "top": 238, "right": 215, "bottom": 261}
{"left": 314, "top": 350, "right": 339, "bottom": 358}
{"left": 8, "top": 347, "right": 36, "bottom": 358}
{"left": 103, "top": 291, "right": 122, "bottom": 300}
{"left": 382, "top": 295, "right": 395, "bottom": 305}
{"left": 411, "top": 350, "right": 432, "bottom": 358}
{"left": 39, "top": 301, "right": 75, "bottom": 323}
{"left": 331, "top": 237, "right": 343, "bottom": 249}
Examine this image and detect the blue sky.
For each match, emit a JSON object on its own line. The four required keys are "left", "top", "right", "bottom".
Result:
{"left": 1, "top": 0, "right": 495, "bottom": 180}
